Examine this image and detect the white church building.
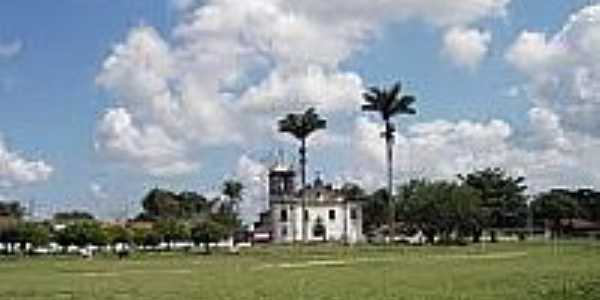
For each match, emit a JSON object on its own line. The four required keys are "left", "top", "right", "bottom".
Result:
{"left": 264, "top": 163, "right": 364, "bottom": 244}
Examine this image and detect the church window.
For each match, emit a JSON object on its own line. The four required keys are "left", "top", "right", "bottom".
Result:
{"left": 280, "top": 209, "right": 288, "bottom": 222}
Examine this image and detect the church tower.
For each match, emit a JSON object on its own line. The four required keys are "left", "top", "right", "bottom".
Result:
{"left": 268, "top": 163, "right": 296, "bottom": 204}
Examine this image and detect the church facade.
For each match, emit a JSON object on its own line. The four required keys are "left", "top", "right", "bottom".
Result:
{"left": 266, "top": 163, "right": 364, "bottom": 244}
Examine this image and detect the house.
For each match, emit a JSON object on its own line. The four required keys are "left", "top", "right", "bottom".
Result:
{"left": 545, "top": 219, "right": 600, "bottom": 238}
{"left": 263, "top": 163, "right": 364, "bottom": 244}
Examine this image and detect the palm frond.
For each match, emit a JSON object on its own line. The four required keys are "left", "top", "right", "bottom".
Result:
{"left": 362, "top": 104, "right": 379, "bottom": 111}
{"left": 389, "top": 82, "right": 402, "bottom": 100}
{"left": 362, "top": 92, "right": 378, "bottom": 105}
{"left": 278, "top": 107, "right": 327, "bottom": 140}
{"left": 368, "top": 87, "right": 382, "bottom": 98}
{"left": 388, "top": 95, "right": 417, "bottom": 117}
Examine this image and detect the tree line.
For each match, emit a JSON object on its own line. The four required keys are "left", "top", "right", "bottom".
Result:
{"left": 0, "top": 179, "right": 245, "bottom": 255}
{"left": 2, "top": 167, "right": 600, "bottom": 254}
{"left": 359, "top": 167, "right": 600, "bottom": 244}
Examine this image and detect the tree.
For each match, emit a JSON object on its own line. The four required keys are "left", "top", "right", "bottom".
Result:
{"left": 278, "top": 107, "right": 327, "bottom": 242}
{"left": 399, "top": 180, "right": 480, "bottom": 244}
{"left": 104, "top": 225, "right": 133, "bottom": 246}
{"left": 53, "top": 211, "right": 95, "bottom": 221}
{"left": 141, "top": 188, "right": 181, "bottom": 220}
{"left": 191, "top": 219, "right": 227, "bottom": 254}
{"left": 363, "top": 188, "right": 391, "bottom": 237}
{"left": 362, "top": 82, "right": 417, "bottom": 240}
{"left": 458, "top": 168, "right": 528, "bottom": 243}
{"left": 17, "top": 222, "right": 50, "bottom": 253}
{"left": 211, "top": 201, "right": 242, "bottom": 240}
{"left": 178, "top": 191, "right": 211, "bottom": 219}
{"left": 340, "top": 183, "right": 366, "bottom": 201}
{"left": 532, "top": 191, "right": 579, "bottom": 238}
{"left": 155, "top": 219, "right": 190, "bottom": 250}
{"left": 222, "top": 180, "right": 244, "bottom": 214}
{"left": 132, "top": 228, "right": 161, "bottom": 249}
{"left": 138, "top": 189, "right": 212, "bottom": 221}
{"left": 555, "top": 189, "right": 600, "bottom": 222}
{"left": 55, "top": 221, "right": 107, "bottom": 249}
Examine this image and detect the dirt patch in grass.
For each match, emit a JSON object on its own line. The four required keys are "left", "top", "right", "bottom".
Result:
{"left": 432, "top": 251, "right": 528, "bottom": 260}
{"left": 278, "top": 260, "right": 349, "bottom": 269}
{"left": 79, "top": 272, "right": 120, "bottom": 277}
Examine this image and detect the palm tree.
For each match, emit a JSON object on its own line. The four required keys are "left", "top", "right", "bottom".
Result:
{"left": 222, "top": 180, "right": 244, "bottom": 214}
{"left": 362, "top": 82, "right": 417, "bottom": 239}
{"left": 279, "top": 107, "right": 327, "bottom": 242}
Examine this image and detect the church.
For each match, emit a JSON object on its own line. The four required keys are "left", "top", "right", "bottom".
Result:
{"left": 258, "top": 162, "right": 365, "bottom": 244}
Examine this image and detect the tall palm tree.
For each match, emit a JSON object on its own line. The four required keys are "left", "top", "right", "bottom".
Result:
{"left": 362, "top": 82, "right": 417, "bottom": 239}
{"left": 279, "top": 107, "right": 327, "bottom": 242}
{"left": 222, "top": 180, "right": 244, "bottom": 215}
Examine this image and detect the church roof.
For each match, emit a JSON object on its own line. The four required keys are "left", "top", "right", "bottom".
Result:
{"left": 270, "top": 162, "right": 294, "bottom": 173}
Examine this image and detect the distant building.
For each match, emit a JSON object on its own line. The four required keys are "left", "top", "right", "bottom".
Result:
{"left": 262, "top": 163, "right": 364, "bottom": 244}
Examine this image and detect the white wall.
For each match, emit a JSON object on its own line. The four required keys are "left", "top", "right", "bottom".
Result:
{"left": 271, "top": 202, "right": 364, "bottom": 244}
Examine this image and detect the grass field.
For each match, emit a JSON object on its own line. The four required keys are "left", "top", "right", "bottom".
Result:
{"left": 1, "top": 241, "right": 600, "bottom": 300}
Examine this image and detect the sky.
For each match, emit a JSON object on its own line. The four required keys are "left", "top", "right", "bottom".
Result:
{"left": 2, "top": 0, "right": 600, "bottom": 222}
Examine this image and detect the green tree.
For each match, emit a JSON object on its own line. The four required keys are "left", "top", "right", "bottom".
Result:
{"left": 340, "top": 183, "right": 366, "bottom": 201}
{"left": 141, "top": 188, "right": 181, "bottom": 220}
{"left": 362, "top": 82, "right": 417, "bottom": 240}
{"left": 363, "top": 188, "right": 391, "bottom": 237}
{"left": 56, "top": 221, "right": 107, "bottom": 249}
{"left": 53, "top": 211, "right": 95, "bottom": 222}
{"left": 104, "top": 225, "right": 133, "bottom": 246}
{"left": 191, "top": 219, "right": 227, "bottom": 254}
{"left": 155, "top": 219, "right": 190, "bottom": 250}
{"left": 212, "top": 201, "right": 242, "bottom": 239}
{"left": 555, "top": 189, "right": 600, "bottom": 222}
{"left": 138, "top": 189, "right": 212, "bottom": 221}
{"left": 400, "top": 180, "right": 480, "bottom": 244}
{"left": 279, "top": 107, "right": 327, "bottom": 242}
{"left": 532, "top": 191, "right": 579, "bottom": 238}
{"left": 17, "top": 222, "right": 50, "bottom": 253}
{"left": 132, "top": 228, "right": 161, "bottom": 249}
{"left": 458, "top": 168, "right": 528, "bottom": 243}
{"left": 222, "top": 180, "right": 244, "bottom": 214}
{"left": 178, "top": 191, "right": 211, "bottom": 219}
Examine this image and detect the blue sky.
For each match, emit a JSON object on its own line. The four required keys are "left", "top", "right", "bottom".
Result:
{"left": 1, "top": 0, "right": 599, "bottom": 221}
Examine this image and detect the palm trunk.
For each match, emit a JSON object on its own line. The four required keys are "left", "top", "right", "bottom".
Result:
{"left": 385, "top": 121, "right": 394, "bottom": 243}
{"left": 300, "top": 139, "right": 307, "bottom": 243}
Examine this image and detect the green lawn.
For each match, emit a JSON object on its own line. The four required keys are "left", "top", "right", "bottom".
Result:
{"left": 1, "top": 241, "right": 600, "bottom": 300}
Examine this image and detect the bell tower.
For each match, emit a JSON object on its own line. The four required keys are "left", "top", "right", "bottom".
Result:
{"left": 268, "top": 163, "right": 296, "bottom": 203}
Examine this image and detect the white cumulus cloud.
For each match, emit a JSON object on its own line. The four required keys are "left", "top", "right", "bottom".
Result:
{"left": 0, "top": 136, "right": 53, "bottom": 187}
{"left": 506, "top": 4, "right": 600, "bottom": 136}
{"left": 95, "top": 0, "right": 512, "bottom": 176}
{"left": 443, "top": 27, "right": 492, "bottom": 70}
{"left": 95, "top": 107, "right": 199, "bottom": 176}
{"left": 343, "top": 115, "right": 600, "bottom": 193}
